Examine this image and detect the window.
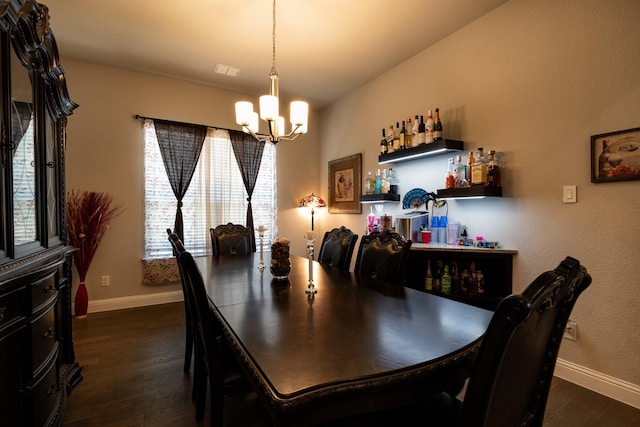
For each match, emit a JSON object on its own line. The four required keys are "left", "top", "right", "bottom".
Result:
{"left": 143, "top": 121, "right": 277, "bottom": 261}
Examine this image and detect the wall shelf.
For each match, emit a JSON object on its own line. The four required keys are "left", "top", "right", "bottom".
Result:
{"left": 360, "top": 193, "right": 401, "bottom": 203}
{"left": 378, "top": 139, "right": 464, "bottom": 164}
{"left": 437, "top": 186, "right": 502, "bottom": 199}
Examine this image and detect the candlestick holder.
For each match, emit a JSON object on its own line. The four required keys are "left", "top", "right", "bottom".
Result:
{"left": 257, "top": 226, "right": 266, "bottom": 272}
{"left": 304, "top": 232, "right": 318, "bottom": 294}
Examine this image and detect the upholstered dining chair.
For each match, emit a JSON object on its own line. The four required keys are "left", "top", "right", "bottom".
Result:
{"left": 210, "top": 223, "right": 253, "bottom": 256}
{"left": 167, "top": 230, "right": 194, "bottom": 376}
{"left": 317, "top": 226, "right": 358, "bottom": 271}
{"left": 342, "top": 256, "right": 592, "bottom": 427}
{"left": 174, "top": 240, "right": 252, "bottom": 426}
{"left": 168, "top": 230, "right": 251, "bottom": 425}
{"left": 354, "top": 230, "right": 412, "bottom": 286}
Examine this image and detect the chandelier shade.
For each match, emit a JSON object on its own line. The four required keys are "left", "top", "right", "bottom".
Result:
{"left": 234, "top": 0, "right": 309, "bottom": 143}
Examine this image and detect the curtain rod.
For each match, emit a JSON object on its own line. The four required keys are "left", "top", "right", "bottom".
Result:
{"left": 134, "top": 114, "right": 239, "bottom": 134}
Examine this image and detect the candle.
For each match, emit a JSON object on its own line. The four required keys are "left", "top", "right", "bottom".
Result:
{"left": 257, "top": 224, "right": 266, "bottom": 233}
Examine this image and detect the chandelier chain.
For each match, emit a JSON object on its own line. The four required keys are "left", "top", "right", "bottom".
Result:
{"left": 271, "top": 0, "right": 277, "bottom": 74}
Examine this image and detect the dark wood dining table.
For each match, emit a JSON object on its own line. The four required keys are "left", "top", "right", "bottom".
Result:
{"left": 195, "top": 253, "right": 493, "bottom": 426}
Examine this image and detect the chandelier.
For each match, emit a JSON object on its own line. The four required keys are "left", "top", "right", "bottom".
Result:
{"left": 235, "top": 0, "right": 309, "bottom": 143}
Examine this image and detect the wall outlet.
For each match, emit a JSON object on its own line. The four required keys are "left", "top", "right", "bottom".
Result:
{"left": 564, "top": 319, "right": 577, "bottom": 340}
{"left": 100, "top": 275, "right": 110, "bottom": 287}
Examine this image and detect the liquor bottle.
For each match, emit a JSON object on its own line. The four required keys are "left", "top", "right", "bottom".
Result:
{"left": 425, "top": 110, "right": 434, "bottom": 143}
{"left": 487, "top": 150, "right": 502, "bottom": 187}
{"left": 445, "top": 158, "right": 455, "bottom": 189}
{"left": 387, "top": 168, "right": 398, "bottom": 194}
{"left": 417, "top": 115, "right": 426, "bottom": 145}
{"left": 406, "top": 117, "right": 413, "bottom": 148}
{"left": 460, "top": 268, "right": 469, "bottom": 293}
{"left": 432, "top": 108, "right": 442, "bottom": 141}
{"left": 453, "top": 155, "right": 465, "bottom": 188}
{"left": 381, "top": 168, "right": 388, "bottom": 194}
{"left": 441, "top": 264, "right": 451, "bottom": 295}
{"left": 472, "top": 147, "right": 488, "bottom": 186}
{"left": 379, "top": 128, "right": 388, "bottom": 155}
{"left": 433, "top": 258, "right": 442, "bottom": 293}
{"left": 424, "top": 259, "right": 433, "bottom": 291}
{"left": 451, "top": 259, "right": 460, "bottom": 295}
{"left": 411, "top": 115, "right": 419, "bottom": 147}
{"left": 466, "top": 151, "right": 475, "bottom": 186}
{"left": 393, "top": 122, "right": 401, "bottom": 151}
{"left": 468, "top": 261, "right": 478, "bottom": 296}
{"left": 386, "top": 124, "right": 395, "bottom": 152}
{"left": 400, "top": 120, "right": 407, "bottom": 149}
{"left": 374, "top": 169, "right": 382, "bottom": 194}
{"left": 365, "top": 171, "right": 375, "bottom": 195}
{"left": 477, "top": 269, "right": 485, "bottom": 294}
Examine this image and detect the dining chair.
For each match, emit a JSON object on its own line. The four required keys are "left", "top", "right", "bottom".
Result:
{"left": 331, "top": 256, "right": 592, "bottom": 427}
{"left": 176, "top": 245, "right": 253, "bottom": 426}
{"left": 210, "top": 223, "right": 253, "bottom": 256}
{"left": 168, "top": 230, "right": 251, "bottom": 425}
{"left": 166, "top": 229, "right": 194, "bottom": 377}
{"left": 354, "top": 230, "right": 412, "bottom": 285}
{"left": 317, "top": 226, "right": 358, "bottom": 271}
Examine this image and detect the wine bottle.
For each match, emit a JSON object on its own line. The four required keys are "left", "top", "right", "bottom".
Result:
{"left": 406, "top": 117, "right": 413, "bottom": 148}
{"left": 379, "top": 128, "right": 388, "bottom": 155}
{"left": 393, "top": 122, "right": 401, "bottom": 151}
{"left": 400, "top": 120, "right": 407, "bottom": 149}
{"left": 417, "top": 115, "right": 426, "bottom": 145}
{"left": 425, "top": 110, "right": 434, "bottom": 143}
{"left": 433, "top": 108, "right": 442, "bottom": 141}
{"left": 424, "top": 260, "right": 433, "bottom": 291}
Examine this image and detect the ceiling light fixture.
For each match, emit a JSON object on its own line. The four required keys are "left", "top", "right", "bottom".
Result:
{"left": 235, "top": 0, "right": 309, "bottom": 143}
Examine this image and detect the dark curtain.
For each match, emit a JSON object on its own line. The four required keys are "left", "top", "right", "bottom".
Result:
{"left": 229, "top": 130, "right": 265, "bottom": 252}
{"left": 153, "top": 120, "right": 207, "bottom": 243}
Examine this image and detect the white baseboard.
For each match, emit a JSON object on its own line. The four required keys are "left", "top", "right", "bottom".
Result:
{"left": 555, "top": 358, "right": 640, "bottom": 409}
{"left": 79, "top": 290, "right": 184, "bottom": 313}
{"left": 74, "top": 294, "right": 640, "bottom": 410}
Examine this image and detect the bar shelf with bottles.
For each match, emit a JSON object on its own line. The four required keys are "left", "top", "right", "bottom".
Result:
{"left": 378, "top": 139, "right": 464, "bottom": 164}
{"left": 406, "top": 245, "right": 517, "bottom": 310}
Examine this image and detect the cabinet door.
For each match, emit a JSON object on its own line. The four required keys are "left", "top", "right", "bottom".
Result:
{"left": 0, "top": 325, "right": 27, "bottom": 427}
{"left": 10, "top": 46, "right": 38, "bottom": 252}
{"left": 45, "top": 113, "right": 60, "bottom": 244}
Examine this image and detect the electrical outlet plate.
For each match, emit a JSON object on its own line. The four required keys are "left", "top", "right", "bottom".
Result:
{"left": 564, "top": 319, "right": 577, "bottom": 340}
{"left": 101, "top": 275, "right": 110, "bottom": 287}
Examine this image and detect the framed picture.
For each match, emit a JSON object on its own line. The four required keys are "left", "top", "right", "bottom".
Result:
{"left": 591, "top": 127, "right": 640, "bottom": 183}
{"left": 328, "top": 153, "right": 361, "bottom": 214}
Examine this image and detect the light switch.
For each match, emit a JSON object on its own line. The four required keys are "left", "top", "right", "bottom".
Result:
{"left": 563, "top": 185, "right": 577, "bottom": 203}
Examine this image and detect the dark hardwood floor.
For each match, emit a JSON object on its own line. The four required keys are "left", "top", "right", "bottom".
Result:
{"left": 61, "top": 303, "right": 640, "bottom": 427}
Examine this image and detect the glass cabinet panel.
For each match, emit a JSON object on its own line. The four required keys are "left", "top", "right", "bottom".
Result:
{"left": 46, "top": 114, "right": 58, "bottom": 241}
{"left": 10, "top": 47, "right": 37, "bottom": 247}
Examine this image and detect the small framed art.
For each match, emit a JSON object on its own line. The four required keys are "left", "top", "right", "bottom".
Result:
{"left": 328, "top": 153, "right": 361, "bottom": 214}
{"left": 591, "top": 127, "right": 640, "bottom": 183}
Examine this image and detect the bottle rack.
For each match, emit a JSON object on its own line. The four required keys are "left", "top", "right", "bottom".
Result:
{"left": 378, "top": 139, "right": 464, "bottom": 165}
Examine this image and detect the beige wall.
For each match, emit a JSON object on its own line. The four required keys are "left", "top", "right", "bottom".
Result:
{"left": 62, "top": 60, "right": 321, "bottom": 300}
{"left": 319, "top": 0, "right": 640, "bottom": 387}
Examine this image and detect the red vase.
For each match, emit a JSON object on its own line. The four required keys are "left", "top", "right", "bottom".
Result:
{"left": 75, "top": 281, "right": 89, "bottom": 318}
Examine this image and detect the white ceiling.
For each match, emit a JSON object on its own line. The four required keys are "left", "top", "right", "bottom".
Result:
{"left": 44, "top": 0, "right": 508, "bottom": 108}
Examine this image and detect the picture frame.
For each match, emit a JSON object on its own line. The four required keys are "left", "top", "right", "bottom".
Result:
{"left": 591, "top": 127, "right": 640, "bottom": 183}
{"left": 328, "top": 153, "right": 361, "bottom": 214}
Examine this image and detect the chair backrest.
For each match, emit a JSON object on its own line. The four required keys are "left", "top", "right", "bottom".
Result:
{"left": 210, "top": 223, "right": 253, "bottom": 256}
{"left": 317, "top": 226, "right": 358, "bottom": 271}
{"left": 354, "top": 230, "right": 412, "bottom": 285}
{"left": 459, "top": 256, "right": 592, "bottom": 427}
